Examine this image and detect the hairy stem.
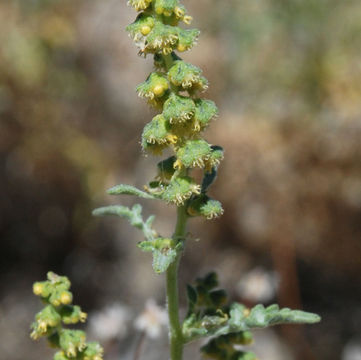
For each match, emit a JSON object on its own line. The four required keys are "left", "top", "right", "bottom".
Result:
{"left": 167, "top": 205, "right": 188, "bottom": 360}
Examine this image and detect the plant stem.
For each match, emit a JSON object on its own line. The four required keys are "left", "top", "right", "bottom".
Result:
{"left": 167, "top": 205, "right": 188, "bottom": 360}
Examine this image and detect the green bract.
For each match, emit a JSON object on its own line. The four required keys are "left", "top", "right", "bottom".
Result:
{"left": 176, "top": 139, "right": 211, "bottom": 168}
{"left": 161, "top": 176, "right": 201, "bottom": 205}
{"left": 136, "top": 72, "right": 169, "bottom": 101}
{"left": 187, "top": 195, "right": 224, "bottom": 219}
{"left": 168, "top": 61, "right": 208, "bottom": 91}
{"left": 142, "top": 114, "right": 173, "bottom": 146}
{"left": 194, "top": 99, "right": 218, "bottom": 130}
{"left": 163, "top": 93, "right": 196, "bottom": 124}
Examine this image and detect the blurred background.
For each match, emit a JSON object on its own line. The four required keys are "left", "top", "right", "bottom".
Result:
{"left": 1, "top": 0, "right": 361, "bottom": 359}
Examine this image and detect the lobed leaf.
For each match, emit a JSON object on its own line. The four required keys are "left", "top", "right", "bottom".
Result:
{"left": 107, "top": 184, "right": 155, "bottom": 199}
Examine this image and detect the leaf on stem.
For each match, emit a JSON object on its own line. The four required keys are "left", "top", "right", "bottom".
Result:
{"left": 138, "top": 238, "right": 183, "bottom": 273}
{"left": 107, "top": 184, "right": 155, "bottom": 199}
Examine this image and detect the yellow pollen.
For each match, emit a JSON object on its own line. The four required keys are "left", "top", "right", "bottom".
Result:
{"left": 153, "top": 85, "right": 165, "bottom": 97}
{"left": 183, "top": 15, "right": 193, "bottom": 25}
{"left": 187, "top": 207, "right": 199, "bottom": 217}
{"left": 60, "top": 291, "right": 73, "bottom": 305}
{"left": 173, "top": 159, "right": 183, "bottom": 169}
{"left": 174, "top": 6, "right": 185, "bottom": 18}
{"left": 155, "top": 7, "right": 163, "bottom": 15}
{"left": 33, "top": 283, "right": 43, "bottom": 296}
{"left": 177, "top": 43, "right": 187, "bottom": 52}
{"left": 38, "top": 321, "right": 47, "bottom": 331}
{"left": 80, "top": 312, "right": 88, "bottom": 322}
{"left": 140, "top": 25, "right": 151, "bottom": 36}
{"left": 166, "top": 134, "right": 178, "bottom": 144}
{"left": 163, "top": 10, "right": 172, "bottom": 17}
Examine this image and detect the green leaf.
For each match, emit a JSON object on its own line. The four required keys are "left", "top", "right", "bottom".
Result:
{"left": 107, "top": 184, "right": 155, "bottom": 199}
{"left": 92, "top": 205, "right": 133, "bottom": 218}
{"left": 92, "top": 204, "right": 156, "bottom": 241}
{"left": 152, "top": 247, "right": 178, "bottom": 273}
{"left": 183, "top": 302, "right": 321, "bottom": 343}
{"left": 244, "top": 304, "right": 321, "bottom": 328}
{"left": 138, "top": 238, "right": 182, "bottom": 273}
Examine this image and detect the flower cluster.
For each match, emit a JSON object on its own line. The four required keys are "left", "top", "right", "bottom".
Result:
{"left": 126, "top": 0, "right": 223, "bottom": 216}
{"left": 31, "top": 272, "right": 104, "bottom": 360}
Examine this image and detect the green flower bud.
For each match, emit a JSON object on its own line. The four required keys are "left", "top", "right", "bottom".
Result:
{"left": 31, "top": 305, "right": 62, "bottom": 339}
{"left": 145, "top": 22, "right": 179, "bottom": 54}
{"left": 163, "top": 93, "right": 196, "bottom": 124}
{"left": 33, "top": 281, "right": 52, "bottom": 298}
{"left": 127, "top": 0, "right": 152, "bottom": 12}
{"left": 126, "top": 13, "right": 155, "bottom": 42}
{"left": 154, "top": 0, "right": 179, "bottom": 16}
{"left": 175, "top": 139, "right": 212, "bottom": 168}
{"left": 60, "top": 291, "right": 73, "bottom": 305}
{"left": 142, "top": 115, "right": 178, "bottom": 153}
{"left": 82, "top": 342, "right": 104, "bottom": 360}
{"left": 60, "top": 305, "right": 87, "bottom": 325}
{"left": 137, "top": 72, "right": 169, "bottom": 101}
{"left": 156, "top": 156, "right": 177, "bottom": 182}
{"left": 176, "top": 28, "right": 200, "bottom": 52}
{"left": 197, "top": 197, "right": 223, "bottom": 220}
{"left": 59, "top": 329, "right": 86, "bottom": 358}
{"left": 205, "top": 145, "right": 224, "bottom": 171}
{"left": 47, "top": 272, "right": 71, "bottom": 289}
{"left": 168, "top": 61, "right": 207, "bottom": 92}
{"left": 162, "top": 176, "right": 201, "bottom": 205}
{"left": 193, "top": 99, "right": 218, "bottom": 131}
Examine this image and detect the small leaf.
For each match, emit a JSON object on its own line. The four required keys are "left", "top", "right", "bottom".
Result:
{"left": 92, "top": 205, "right": 132, "bottom": 218}
{"left": 246, "top": 304, "right": 321, "bottom": 328}
{"left": 152, "top": 247, "right": 177, "bottom": 273}
{"left": 186, "top": 285, "right": 198, "bottom": 305}
{"left": 201, "top": 167, "right": 218, "bottom": 193}
{"left": 107, "top": 184, "right": 155, "bottom": 199}
{"left": 137, "top": 241, "right": 154, "bottom": 252}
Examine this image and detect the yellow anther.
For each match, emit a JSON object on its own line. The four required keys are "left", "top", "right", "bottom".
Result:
{"left": 153, "top": 85, "right": 166, "bottom": 97}
{"left": 174, "top": 6, "right": 185, "bottom": 18}
{"left": 52, "top": 299, "right": 61, "bottom": 307}
{"left": 187, "top": 206, "right": 199, "bottom": 217}
{"left": 166, "top": 134, "right": 178, "bottom": 144}
{"left": 173, "top": 159, "right": 183, "bottom": 169}
{"left": 183, "top": 15, "right": 193, "bottom": 25}
{"left": 60, "top": 291, "right": 73, "bottom": 305}
{"left": 38, "top": 320, "right": 47, "bottom": 332}
{"left": 155, "top": 7, "right": 163, "bottom": 15}
{"left": 140, "top": 25, "right": 151, "bottom": 36}
{"left": 163, "top": 10, "right": 172, "bottom": 17}
{"left": 79, "top": 312, "right": 88, "bottom": 322}
{"left": 33, "top": 283, "right": 43, "bottom": 296}
{"left": 243, "top": 308, "right": 251, "bottom": 317}
{"left": 177, "top": 43, "right": 187, "bottom": 52}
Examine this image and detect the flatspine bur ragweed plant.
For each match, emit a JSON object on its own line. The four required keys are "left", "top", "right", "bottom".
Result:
{"left": 31, "top": 1, "right": 320, "bottom": 359}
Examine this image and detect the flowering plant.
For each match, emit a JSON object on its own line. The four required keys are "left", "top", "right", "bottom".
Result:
{"left": 31, "top": 1, "right": 320, "bottom": 359}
